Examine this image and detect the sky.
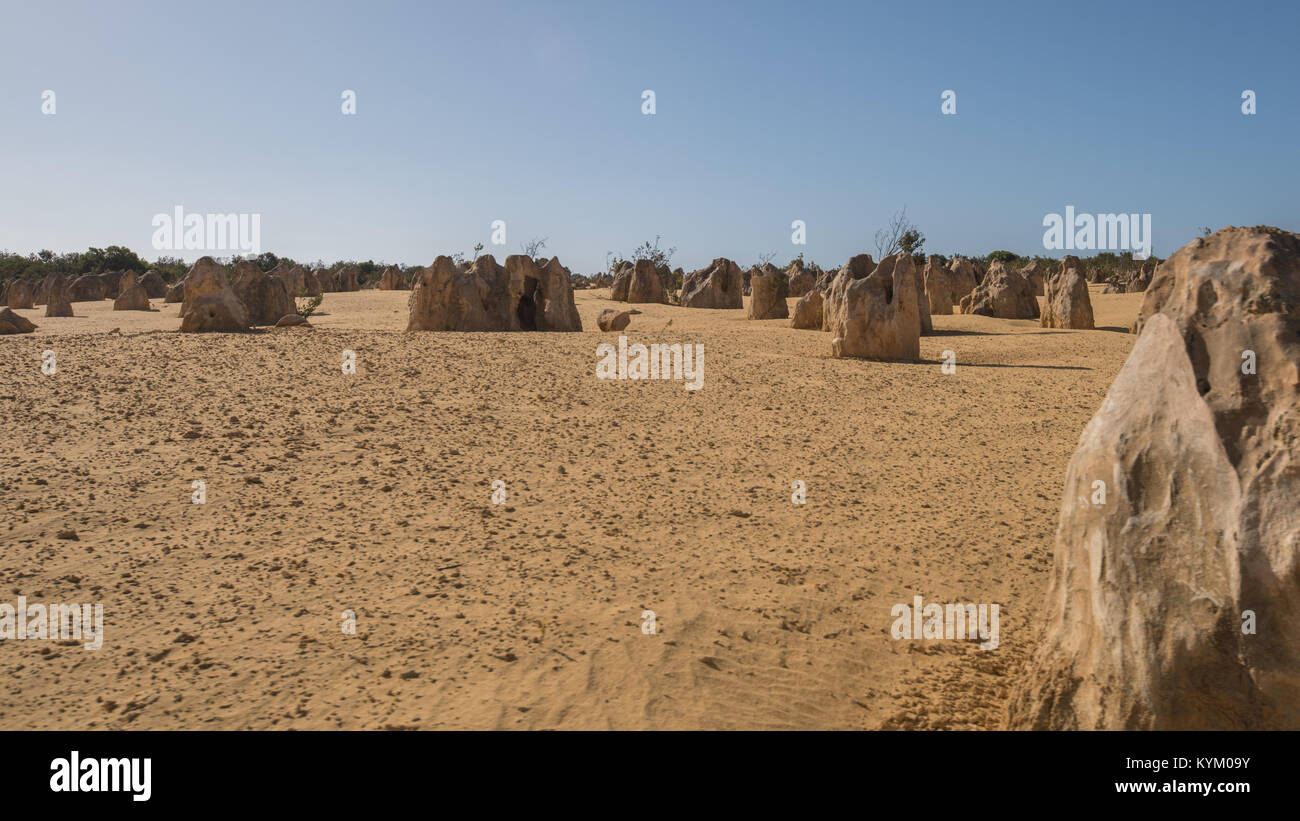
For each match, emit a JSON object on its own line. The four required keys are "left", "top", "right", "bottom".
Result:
{"left": 1, "top": 0, "right": 1296, "bottom": 273}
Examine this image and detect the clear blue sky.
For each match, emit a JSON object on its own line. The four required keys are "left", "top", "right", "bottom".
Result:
{"left": 2, "top": 0, "right": 1296, "bottom": 272}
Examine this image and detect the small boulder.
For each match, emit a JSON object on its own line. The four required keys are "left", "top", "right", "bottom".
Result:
{"left": 597, "top": 309, "right": 632, "bottom": 332}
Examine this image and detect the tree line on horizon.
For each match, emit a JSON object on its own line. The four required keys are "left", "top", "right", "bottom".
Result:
{"left": 0, "top": 238, "right": 1158, "bottom": 288}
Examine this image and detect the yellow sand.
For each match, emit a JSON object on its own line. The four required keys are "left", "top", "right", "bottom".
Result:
{"left": 0, "top": 285, "right": 1141, "bottom": 729}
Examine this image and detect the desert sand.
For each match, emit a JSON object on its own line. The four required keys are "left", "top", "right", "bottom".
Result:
{"left": 0, "top": 285, "right": 1142, "bottom": 729}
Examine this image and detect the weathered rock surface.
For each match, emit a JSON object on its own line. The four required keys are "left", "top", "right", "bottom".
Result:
{"left": 626, "top": 260, "right": 667, "bottom": 304}
{"left": 68, "top": 275, "right": 107, "bottom": 302}
{"left": 681, "top": 258, "right": 743, "bottom": 309}
{"left": 1040, "top": 256, "right": 1094, "bottom": 329}
{"left": 785, "top": 260, "right": 816, "bottom": 297}
{"left": 597, "top": 309, "right": 632, "bottom": 332}
{"left": 610, "top": 262, "right": 634, "bottom": 302}
{"left": 335, "top": 265, "right": 359, "bottom": 292}
{"left": 113, "top": 273, "right": 153, "bottom": 311}
{"left": 179, "top": 257, "right": 249, "bottom": 332}
{"left": 959, "top": 261, "right": 1040, "bottom": 319}
{"left": 747, "top": 265, "right": 789, "bottom": 319}
{"left": 138, "top": 270, "right": 168, "bottom": 299}
{"left": 407, "top": 254, "right": 581, "bottom": 332}
{"left": 1020, "top": 259, "right": 1049, "bottom": 295}
{"left": 790, "top": 290, "right": 824, "bottom": 329}
{"left": 6, "top": 279, "right": 34, "bottom": 309}
{"left": 43, "top": 274, "right": 74, "bottom": 317}
{"left": 921, "top": 255, "right": 951, "bottom": 316}
{"left": 908, "top": 256, "right": 932, "bottom": 333}
{"left": 377, "top": 266, "right": 405, "bottom": 290}
{"left": 0, "top": 307, "right": 36, "bottom": 334}
{"left": 1009, "top": 226, "right": 1300, "bottom": 730}
{"left": 822, "top": 254, "right": 875, "bottom": 331}
{"left": 946, "top": 257, "right": 979, "bottom": 301}
{"left": 827, "top": 254, "right": 921, "bottom": 360}
{"left": 234, "top": 261, "right": 295, "bottom": 325}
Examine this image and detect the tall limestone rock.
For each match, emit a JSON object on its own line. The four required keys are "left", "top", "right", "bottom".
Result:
{"left": 1009, "top": 226, "right": 1300, "bottom": 729}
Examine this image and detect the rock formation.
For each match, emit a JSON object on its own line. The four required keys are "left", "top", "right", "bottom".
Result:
{"left": 946, "top": 257, "right": 979, "bottom": 302}
{"left": 923, "top": 255, "right": 957, "bottom": 315}
{"left": 334, "top": 265, "right": 359, "bottom": 292}
{"left": 43, "top": 274, "right": 73, "bottom": 317}
{"left": 6, "top": 279, "right": 34, "bottom": 309}
{"left": 233, "top": 261, "right": 295, "bottom": 325}
{"left": 790, "top": 290, "right": 823, "bottom": 330}
{"left": 626, "top": 260, "right": 667, "bottom": 304}
{"left": 311, "top": 268, "right": 332, "bottom": 294}
{"left": 1040, "top": 255, "right": 1094, "bottom": 329}
{"left": 267, "top": 262, "right": 307, "bottom": 298}
{"left": 407, "top": 254, "right": 581, "bottom": 332}
{"left": 138, "top": 270, "right": 168, "bottom": 299}
{"left": 67, "top": 275, "right": 107, "bottom": 302}
{"left": 1020, "top": 259, "right": 1049, "bottom": 296}
{"left": 822, "top": 254, "right": 875, "bottom": 331}
{"left": 747, "top": 265, "right": 789, "bottom": 319}
{"left": 0, "top": 307, "right": 36, "bottom": 334}
{"left": 959, "top": 261, "right": 1040, "bottom": 319}
{"left": 179, "top": 257, "right": 250, "bottom": 332}
{"left": 785, "top": 260, "right": 815, "bottom": 297}
{"left": 681, "top": 258, "right": 743, "bottom": 309}
{"left": 610, "top": 262, "right": 634, "bottom": 302}
{"left": 827, "top": 254, "right": 921, "bottom": 360}
{"left": 908, "top": 257, "right": 932, "bottom": 333}
{"left": 113, "top": 272, "right": 153, "bottom": 311}
{"left": 597, "top": 309, "right": 632, "bottom": 332}
{"left": 377, "top": 266, "right": 405, "bottom": 290}
{"left": 1009, "top": 226, "right": 1300, "bottom": 730}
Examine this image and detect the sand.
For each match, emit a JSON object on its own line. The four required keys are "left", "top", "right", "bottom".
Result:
{"left": 0, "top": 285, "right": 1142, "bottom": 729}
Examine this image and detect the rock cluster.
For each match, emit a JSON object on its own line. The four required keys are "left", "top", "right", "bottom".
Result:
{"left": 407, "top": 254, "right": 582, "bottom": 332}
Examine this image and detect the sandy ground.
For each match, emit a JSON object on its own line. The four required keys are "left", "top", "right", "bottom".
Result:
{"left": 0, "top": 285, "right": 1141, "bottom": 729}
